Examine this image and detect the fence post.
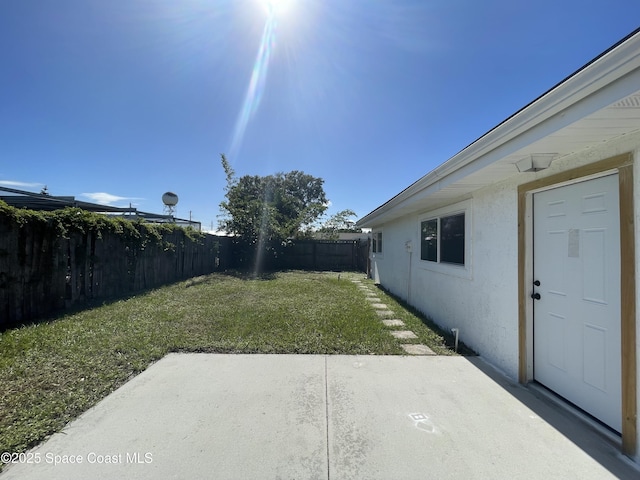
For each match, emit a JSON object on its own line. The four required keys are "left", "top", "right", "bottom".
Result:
{"left": 354, "top": 240, "right": 358, "bottom": 270}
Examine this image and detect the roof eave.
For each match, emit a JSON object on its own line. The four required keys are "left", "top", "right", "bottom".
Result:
{"left": 357, "top": 28, "right": 640, "bottom": 228}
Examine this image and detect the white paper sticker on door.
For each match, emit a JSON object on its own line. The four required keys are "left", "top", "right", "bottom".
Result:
{"left": 568, "top": 228, "right": 579, "bottom": 258}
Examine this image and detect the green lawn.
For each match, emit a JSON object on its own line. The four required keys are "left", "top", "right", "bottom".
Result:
{"left": 0, "top": 271, "right": 453, "bottom": 462}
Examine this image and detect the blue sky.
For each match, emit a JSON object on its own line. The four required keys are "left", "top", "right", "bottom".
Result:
{"left": 1, "top": 0, "right": 639, "bottom": 230}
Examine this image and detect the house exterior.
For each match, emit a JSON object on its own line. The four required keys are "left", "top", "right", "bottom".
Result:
{"left": 357, "top": 29, "right": 640, "bottom": 459}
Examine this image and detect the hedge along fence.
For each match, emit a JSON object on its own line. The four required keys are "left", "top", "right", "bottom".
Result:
{"left": 0, "top": 201, "right": 228, "bottom": 328}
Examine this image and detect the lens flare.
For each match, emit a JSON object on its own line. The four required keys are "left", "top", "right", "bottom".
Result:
{"left": 229, "top": 0, "right": 299, "bottom": 159}
{"left": 229, "top": 14, "right": 278, "bottom": 159}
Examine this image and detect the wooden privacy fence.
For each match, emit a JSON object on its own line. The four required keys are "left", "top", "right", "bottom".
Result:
{"left": 1, "top": 199, "right": 369, "bottom": 327}
{"left": 0, "top": 212, "right": 230, "bottom": 328}
{"left": 278, "top": 239, "right": 369, "bottom": 272}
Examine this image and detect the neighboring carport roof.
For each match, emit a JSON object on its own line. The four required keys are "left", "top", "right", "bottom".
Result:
{"left": 0, "top": 186, "right": 200, "bottom": 228}
{"left": 0, "top": 186, "right": 137, "bottom": 213}
{"left": 357, "top": 28, "right": 640, "bottom": 228}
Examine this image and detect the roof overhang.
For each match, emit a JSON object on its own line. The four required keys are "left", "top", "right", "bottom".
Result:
{"left": 358, "top": 29, "right": 640, "bottom": 228}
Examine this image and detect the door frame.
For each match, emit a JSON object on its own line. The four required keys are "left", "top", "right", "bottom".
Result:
{"left": 517, "top": 153, "right": 637, "bottom": 456}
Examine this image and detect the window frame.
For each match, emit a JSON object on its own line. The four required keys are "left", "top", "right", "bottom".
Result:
{"left": 371, "top": 230, "right": 383, "bottom": 255}
{"left": 418, "top": 201, "right": 471, "bottom": 278}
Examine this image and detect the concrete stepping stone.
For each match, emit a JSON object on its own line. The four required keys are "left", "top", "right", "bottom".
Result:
{"left": 365, "top": 297, "right": 381, "bottom": 302}
{"left": 370, "top": 303, "right": 389, "bottom": 309}
{"left": 390, "top": 330, "right": 418, "bottom": 340}
{"left": 382, "top": 319, "right": 405, "bottom": 327}
{"left": 375, "top": 309, "right": 394, "bottom": 318}
{"left": 401, "top": 344, "right": 436, "bottom": 355}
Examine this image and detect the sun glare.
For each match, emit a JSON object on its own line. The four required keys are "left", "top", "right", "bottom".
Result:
{"left": 230, "top": 0, "right": 299, "bottom": 159}
{"left": 259, "top": 0, "right": 294, "bottom": 18}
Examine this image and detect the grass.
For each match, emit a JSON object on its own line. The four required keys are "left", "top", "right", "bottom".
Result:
{"left": 0, "top": 270, "right": 454, "bottom": 463}
{"left": 366, "top": 282, "right": 475, "bottom": 355}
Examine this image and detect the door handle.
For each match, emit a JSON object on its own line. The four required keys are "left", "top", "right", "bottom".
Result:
{"left": 531, "top": 292, "right": 541, "bottom": 300}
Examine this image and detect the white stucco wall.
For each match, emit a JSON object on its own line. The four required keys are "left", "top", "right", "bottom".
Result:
{"left": 371, "top": 179, "right": 521, "bottom": 377}
{"left": 371, "top": 131, "right": 640, "bottom": 456}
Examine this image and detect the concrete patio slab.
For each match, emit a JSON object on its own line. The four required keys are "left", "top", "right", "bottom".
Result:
{"left": 1, "top": 355, "right": 327, "bottom": 480}
{"left": 1, "top": 354, "right": 637, "bottom": 480}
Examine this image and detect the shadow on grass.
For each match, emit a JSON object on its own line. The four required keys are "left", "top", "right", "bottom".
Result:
{"left": 2, "top": 272, "right": 228, "bottom": 333}
{"left": 217, "top": 269, "right": 278, "bottom": 281}
{"left": 214, "top": 268, "right": 354, "bottom": 282}
{"left": 187, "top": 269, "right": 284, "bottom": 284}
{"left": 373, "top": 284, "right": 477, "bottom": 356}
{"left": 2, "top": 269, "right": 273, "bottom": 332}
{"left": 0, "top": 288, "right": 160, "bottom": 333}
{"left": 3, "top": 268, "right": 365, "bottom": 332}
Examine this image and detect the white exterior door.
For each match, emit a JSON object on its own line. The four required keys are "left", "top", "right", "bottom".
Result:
{"left": 533, "top": 174, "right": 621, "bottom": 432}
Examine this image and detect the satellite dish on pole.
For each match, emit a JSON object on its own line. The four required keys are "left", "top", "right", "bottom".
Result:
{"left": 162, "top": 192, "right": 179, "bottom": 217}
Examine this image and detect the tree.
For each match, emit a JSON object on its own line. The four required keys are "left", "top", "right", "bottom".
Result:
{"left": 218, "top": 154, "right": 328, "bottom": 267}
{"left": 317, "top": 209, "right": 360, "bottom": 240}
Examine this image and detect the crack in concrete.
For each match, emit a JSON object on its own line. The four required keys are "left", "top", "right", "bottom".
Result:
{"left": 324, "top": 356, "right": 330, "bottom": 480}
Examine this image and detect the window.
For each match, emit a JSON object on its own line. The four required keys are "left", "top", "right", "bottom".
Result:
{"left": 420, "top": 219, "right": 437, "bottom": 261}
{"left": 372, "top": 231, "right": 382, "bottom": 253}
{"left": 440, "top": 214, "right": 465, "bottom": 264}
{"left": 420, "top": 213, "right": 465, "bottom": 265}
